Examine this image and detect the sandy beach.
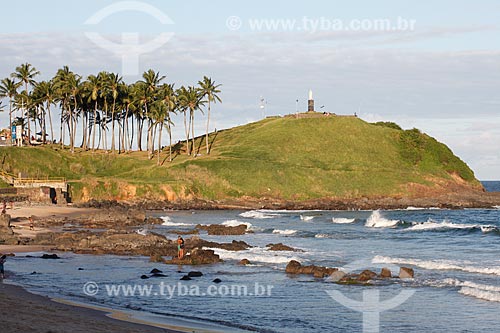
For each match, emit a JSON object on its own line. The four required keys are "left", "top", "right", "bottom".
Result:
{"left": 0, "top": 282, "right": 181, "bottom": 333}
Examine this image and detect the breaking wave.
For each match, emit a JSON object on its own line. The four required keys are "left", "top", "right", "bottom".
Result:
{"left": 300, "top": 215, "right": 314, "bottom": 222}
{"left": 204, "top": 247, "right": 301, "bottom": 264}
{"left": 373, "top": 256, "right": 500, "bottom": 276}
{"left": 222, "top": 220, "right": 253, "bottom": 228}
{"left": 332, "top": 217, "right": 356, "bottom": 224}
{"left": 365, "top": 211, "right": 400, "bottom": 228}
{"left": 272, "top": 229, "right": 297, "bottom": 235}
{"left": 405, "top": 219, "right": 499, "bottom": 234}
{"left": 161, "top": 216, "right": 193, "bottom": 226}
{"left": 239, "top": 210, "right": 280, "bottom": 219}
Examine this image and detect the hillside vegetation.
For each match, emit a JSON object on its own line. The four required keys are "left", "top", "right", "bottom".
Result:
{"left": 0, "top": 116, "right": 482, "bottom": 202}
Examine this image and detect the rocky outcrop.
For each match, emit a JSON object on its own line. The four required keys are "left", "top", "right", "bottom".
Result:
{"left": 187, "top": 237, "right": 251, "bottom": 251}
{"left": 239, "top": 259, "right": 251, "bottom": 265}
{"left": 196, "top": 224, "right": 248, "bottom": 235}
{"left": 35, "top": 230, "right": 174, "bottom": 256}
{"left": 266, "top": 243, "right": 302, "bottom": 252}
{"left": 164, "top": 248, "right": 222, "bottom": 265}
{"left": 399, "top": 267, "right": 414, "bottom": 279}
{"left": 0, "top": 214, "right": 18, "bottom": 245}
{"left": 380, "top": 267, "right": 392, "bottom": 278}
{"left": 285, "top": 260, "right": 338, "bottom": 278}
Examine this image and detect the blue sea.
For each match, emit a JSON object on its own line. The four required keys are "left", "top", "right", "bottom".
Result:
{"left": 6, "top": 184, "right": 500, "bottom": 332}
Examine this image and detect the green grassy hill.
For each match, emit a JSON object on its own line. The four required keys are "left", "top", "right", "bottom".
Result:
{"left": 0, "top": 116, "right": 482, "bottom": 202}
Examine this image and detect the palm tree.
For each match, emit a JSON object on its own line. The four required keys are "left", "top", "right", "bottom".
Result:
{"left": 198, "top": 76, "right": 221, "bottom": 154}
{"left": 108, "top": 72, "right": 122, "bottom": 153}
{"left": 158, "top": 83, "right": 176, "bottom": 162}
{"left": 139, "top": 69, "right": 165, "bottom": 158}
{"left": 12, "top": 90, "right": 32, "bottom": 145}
{"left": 33, "top": 81, "right": 56, "bottom": 143}
{"left": 84, "top": 74, "right": 101, "bottom": 151}
{"left": 11, "top": 63, "right": 40, "bottom": 145}
{"left": 0, "top": 78, "right": 20, "bottom": 144}
{"left": 178, "top": 86, "right": 205, "bottom": 156}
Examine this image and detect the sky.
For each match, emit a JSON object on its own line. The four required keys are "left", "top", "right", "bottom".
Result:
{"left": 0, "top": 0, "right": 499, "bottom": 179}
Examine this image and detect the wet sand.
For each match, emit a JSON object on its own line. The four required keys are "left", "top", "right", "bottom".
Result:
{"left": 0, "top": 282, "right": 180, "bottom": 333}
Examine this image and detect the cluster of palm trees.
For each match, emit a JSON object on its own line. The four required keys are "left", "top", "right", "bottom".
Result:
{"left": 0, "top": 63, "right": 221, "bottom": 164}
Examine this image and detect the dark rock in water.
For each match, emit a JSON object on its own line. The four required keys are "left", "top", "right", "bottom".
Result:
{"left": 213, "top": 278, "right": 222, "bottom": 283}
{"left": 140, "top": 275, "right": 149, "bottom": 279}
{"left": 78, "top": 268, "right": 84, "bottom": 271}
{"left": 177, "top": 270, "right": 183, "bottom": 273}
{"left": 150, "top": 268, "right": 163, "bottom": 274}
{"left": 30, "top": 271, "right": 37, "bottom": 275}
{"left": 41, "top": 254, "right": 60, "bottom": 259}
{"left": 285, "top": 260, "right": 338, "bottom": 278}
{"left": 180, "top": 275, "right": 192, "bottom": 281}
{"left": 358, "top": 270, "right": 377, "bottom": 282}
{"left": 399, "top": 267, "right": 414, "bottom": 279}
{"left": 266, "top": 243, "right": 302, "bottom": 252}
{"left": 151, "top": 273, "right": 167, "bottom": 278}
{"left": 164, "top": 249, "right": 222, "bottom": 265}
{"left": 379, "top": 267, "right": 392, "bottom": 278}
{"left": 239, "top": 259, "right": 251, "bottom": 265}
{"left": 196, "top": 224, "right": 248, "bottom": 235}
{"left": 188, "top": 271, "right": 203, "bottom": 277}
{"left": 285, "top": 260, "right": 302, "bottom": 274}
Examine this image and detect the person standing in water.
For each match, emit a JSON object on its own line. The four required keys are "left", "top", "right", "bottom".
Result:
{"left": 177, "top": 236, "right": 185, "bottom": 259}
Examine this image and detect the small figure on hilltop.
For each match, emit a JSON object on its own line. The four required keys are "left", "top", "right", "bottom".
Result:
{"left": 0, "top": 255, "right": 6, "bottom": 279}
{"left": 177, "top": 236, "right": 185, "bottom": 259}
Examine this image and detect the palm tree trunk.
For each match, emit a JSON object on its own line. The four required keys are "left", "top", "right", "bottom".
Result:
{"left": 47, "top": 102, "right": 54, "bottom": 144}
{"left": 168, "top": 120, "right": 172, "bottom": 162}
{"left": 91, "top": 101, "right": 98, "bottom": 152}
{"left": 206, "top": 100, "right": 211, "bottom": 154}
{"left": 183, "top": 111, "right": 190, "bottom": 155}
{"left": 191, "top": 109, "right": 195, "bottom": 157}
{"left": 157, "top": 122, "right": 163, "bottom": 166}
{"left": 8, "top": 100, "right": 13, "bottom": 145}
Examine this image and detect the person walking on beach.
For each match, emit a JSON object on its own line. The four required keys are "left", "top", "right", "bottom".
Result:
{"left": 29, "top": 216, "right": 34, "bottom": 231}
{"left": 177, "top": 236, "right": 185, "bottom": 259}
{"left": 0, "top": 255, "right": 6, "bottom": 279}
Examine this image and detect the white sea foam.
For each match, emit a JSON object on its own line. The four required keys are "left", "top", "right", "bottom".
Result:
{"left": 459, "top": 287, "right": 500, "bottom": 302}
{"left": 239, "top": 210, "right": 279, "bottom": 219}
{"left": 406, "top": 219, "right": 474, "bottom": 231}
{"left": 493, "top": 205, "right": 500, "bottom": 210}
{"left": 315, "top": 233, "right": 331, "bottom": 239}
{"left": 439, "top": 278, "right": 500, "bottom": 292}
{"left": 300, "top": 215, "right": 314, "bottom": 221}
{"left": 365, "top": 211, "right": 400, "bottom": 228}
{"left": 161, "top": 216, "right": 193, "bottom": 226}
{"left": 204, "top": 247, "right": 301, "bottom": 264}
{"left": 480, "top": 226, "right": 500, "bottom": 233}
{"left": 272, "top": 229, "right": 297, "bottom": 235}
{"left": 221, "top": 220, "right": 253, "bottom": 229}
{"left": 332, "top": 217, "right": 356, "bottom": 224}
{"left": 405, "top": 219, "right": 498, "bottom": 233}
{"left": 406, "top": 206, "right": 426, "bottom": 210}
{"left": 373, "top": 256, "right": 500, "bottom": 276}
